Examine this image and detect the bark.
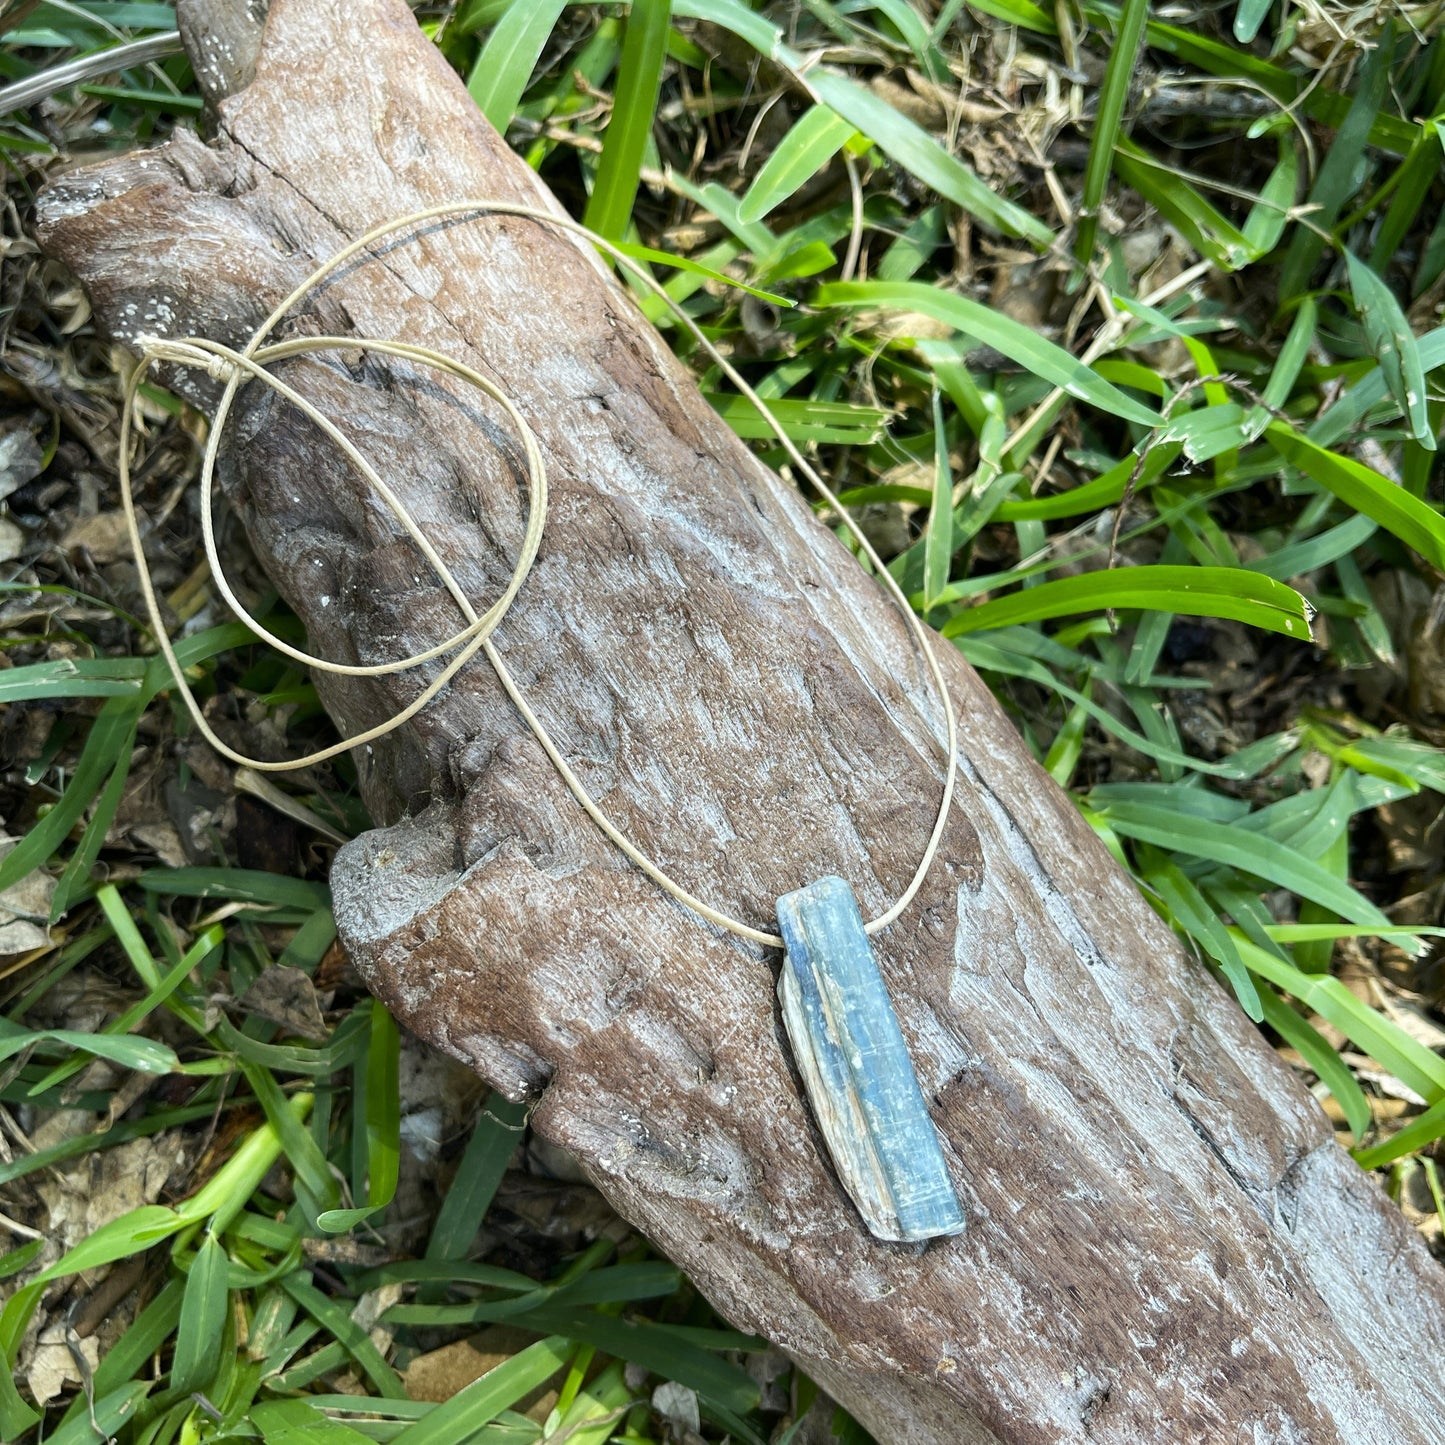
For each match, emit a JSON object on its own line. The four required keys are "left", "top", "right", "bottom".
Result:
{"left": 34, "top": 1, "right": 1445, "bottom": 1440}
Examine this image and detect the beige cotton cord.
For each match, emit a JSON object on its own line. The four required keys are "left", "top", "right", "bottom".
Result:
{"left": 119, "top": 201, "right": 959, "bottom": 950}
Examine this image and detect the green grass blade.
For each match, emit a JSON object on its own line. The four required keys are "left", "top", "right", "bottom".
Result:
{"left": 1244, "top": 513, "right": 1377, "bottom": 581}
{"left": 240, "top": 1059, "right": 339, "bottom": 1215}
{"left": 10, "top": 1236, "right": 188, "bottom": 1430}
{"left": 940, "top": 565, "right": 1312, "bottom": 641}
{"left": 0, "top": 626, "right": 260, "bottom": 896}
{"left": 41, "top": 923, "right": 223, "bottom": 1091}
{"left": 1293, "top": 826, "right": 1348, "bottom": 974}
{"left": 32, "top": 1205, "right": 185, "bottom": 1284}
{"left": 962, "top": 635, "right": 1252, "bottom": 777}
{"left": 1157, "top": 402, "right": 1250, "bottom": 464}
{"left": 1094, "top": 358, "right": 1170, "bottom": 398}
{"left": 961, "top": 0, "right": 1056, "bottom": 34}
{"left": 705, "top": 393, "right": 888, "bottom": 445}
{"left": 487, "top": 1308, "right": 760, "bottom": 1415}
{"left": 1087, "top": 5, "right": 1415, "bottom": 155}
{"left": 995, "top": 445, "right": 1181, "bottom": 521}
{"left": 365, "top": 999, "right": 401, "bottom": 1204}
{"left": 865, "top": 0, "right": 950, "bottom": 79}
{"left": 1247, "top": 513, "right": 1376, "bottom": 581}
{"left": 78, "top": 83, "right": 201, "bottom": 114}
{"left": 551, "top": 1261, "right": 682, "bottom": 1307}
{"left": 949, "top": 394, "right": 1011, "bottom": 548}
{"left": 1309, "top": 323, "right": 1445, "bottom": 446}
{"left": 1101, "top": 803, "right": 1395, "bottom": 930}
{"left": 1277, "top": 26, "right": 1394, "bottom": 298}
{"left": 1074, "top": 0, "right": 1148, "bottom": 264}
{"left": 171, "top": 1232, "right": 230, "bottom": 1394}
{"left": 877, "top": 203, "right": 946, "bottom": 281}
{"left": 1258, "top": 987, "right": 1372, "bottom": 1139}
{"left": 1137, "top": 845, "right": 1262, "bottom": 1020}
{"left": 0, "top": 1241, "right": 44, "bottom": 1282}
{"left": 805, "top": 68, "right": 1052, "bottom": 244}
{"left": 0, "top": 1105, "right": 222, "bottom": 1198}
{"left": 673, "top": 0, "right": 1051, "bottom": 242}
{"left": 389, "top": 1337, "right": 570, "bottom": 1445}
{"left": 50, "top": 719, "right": 139, "bottom": 917}
{"left": 1043, "top": 687, "right": 1091, "bottom": 788}
{"left": 248, "top": 1399, "right": 379, "bottom": 1445}
{"left": 388, "top": 1265, "right": 686, "bottom": 1329}
{"left": 819, "top": 280, "right": 1161, "bottom": 425}
{"left": 611, "top": 240, "right": 793, "bottom": 304}
{"left": 671, "top": 0, "right": 780, "bottom": 56}
{"left": 426, "top": 1093, "right": 529, "bottom": 1265}
{"left": 738, "top": 103, "right": 856, "bottom": 223}
{"left": 1354, "top": 1096, "right": 1445, "bottom": 1170}
{"left": 924, "top": 388, "right": 954, "bottom": 608}
{"left": 1415, "top": 182, "right": 1445, "bottom": 294}
{"left": 918, "top": 339, "right": 991, "bottom": 433}
{"left": 1248, "top": 295, "right": 1315, "bottom": 435}
{"left": 317, "top": 1000, "right": 400, "bottom": 1232}
{"left": 758, "top": 238, "right": 838, "bottom": 282}
{"left": 359, "top": 1260, "right": 538, "bottom": 1293}
{"left": 583, "top": 0, "right": 671, "bottom": 242}
{"left": 1370, "top": 127, "right": 1444, "bottom": 271}
{"left": 0, "top": 655, "right": 143, "bottom": 702}
{"left": 43, "top": 1383, "right": 151, "bottom": 1445}
{"left": 466, "top": 0, "right": 572, "bottom": 131}
{"left": 1345, "top": 250, "right": 1433, "bottom": 448}
{"left": 282, "top": 1274, "right": 408, "bottom": 1399}
{"left": 134, "top": 867, "right": 330, "bottom": 909}
{"left": 96, "top": 881, "right": 162, "bottom": 988}
{"left": 179, "top": 1092, "right": 313, "bottom": 1234}
{"left": 0, "top": 1282, "right": 43, "bottom": 1437}
{"left": 954, "top": 465, "right": 1021, "bottom": 549}
{"left": 1331, "top": 734, "right": 1445, "bottom": 793}
{"left": 454, "top": 0, "right": 514, "bottom": 34}
{"left": 0, "top": 1025, "right": 177, "bottom": 1076}
{"left": 1113, "top": 141, "right": 1257, "bottom": 270}
{"left": 1233, "top": 0, "right": 1274, "bottom": 43}
{"left": 666, "top": 172, "right": 777, "bottom": 254}
{"left": 1265, "top": 425, "right": 1445, "bottom": 570}
{"left": 548, "top": 1359, "right": 630, "bottom": 1445}
{"left": 0, "top": 696, "right": 137, "bottom": 893}
{"left": 1241, "top": 140, "right": 1298, "bottom": 257}
{"left": 1233, "top": 933, "right": 1445, "bottom": 1101}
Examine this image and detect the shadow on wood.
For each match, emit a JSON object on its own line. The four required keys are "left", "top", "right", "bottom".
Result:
{"left": 34, "top": 0, "right": 1445, "bottom": 1439}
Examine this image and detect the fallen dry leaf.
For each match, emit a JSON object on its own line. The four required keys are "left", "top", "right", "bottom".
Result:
{"left": 404, "top": 1326, "right": 559, "bottom": 1421}
{"left": 60, "top": 510, "right": 131, "bottom": 563}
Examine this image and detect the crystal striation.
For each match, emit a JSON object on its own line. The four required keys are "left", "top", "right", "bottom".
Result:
{"left": 776, "top": 875, "right": 966, "bottom": 1243}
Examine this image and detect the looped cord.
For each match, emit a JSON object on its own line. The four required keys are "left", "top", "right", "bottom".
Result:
{"left": 119, "top": 201, "right": 958, "bottom": 950}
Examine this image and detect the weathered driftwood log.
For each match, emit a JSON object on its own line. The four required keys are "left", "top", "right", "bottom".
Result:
{"left": 36, "top": 1, "right": 1445, "bottom": 1439}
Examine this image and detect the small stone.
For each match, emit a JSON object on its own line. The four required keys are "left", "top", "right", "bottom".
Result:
{"left": 0, "top": 427, "right": 44, "bottom": 502}
{"left": 652, "top": 1381, "right": 700, "bottom": 1435}
{"left": 61, "top": 510, "right": 131, "bottom": 563}
{"left": 0, "top": 515, "right": 24, "bottom": 563}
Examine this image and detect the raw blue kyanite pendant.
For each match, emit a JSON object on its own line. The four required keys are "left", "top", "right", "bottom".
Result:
{"left": 776, "top": 876, "right": 966, "bottom": 1243}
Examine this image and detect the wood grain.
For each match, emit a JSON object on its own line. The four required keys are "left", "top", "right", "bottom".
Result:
{"left": 35, "top": 1, "right": 1445, "bottom": 1439}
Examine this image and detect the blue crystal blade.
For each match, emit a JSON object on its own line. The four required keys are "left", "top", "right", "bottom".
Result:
{"left": 777, "top": 875, "right": 965, "bottom": 1242}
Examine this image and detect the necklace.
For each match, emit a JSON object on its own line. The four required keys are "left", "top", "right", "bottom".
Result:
{"left": 120, "top": 203, "right": 966, "bottom": 1242}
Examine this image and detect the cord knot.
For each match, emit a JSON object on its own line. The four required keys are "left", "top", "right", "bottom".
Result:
{"left": 135, "top": 334, "right": 242, "bottom": 384}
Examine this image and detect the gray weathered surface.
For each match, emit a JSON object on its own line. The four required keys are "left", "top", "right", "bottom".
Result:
{"left": 35, "top": 1, "right": 1445, "bottom": 1439}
